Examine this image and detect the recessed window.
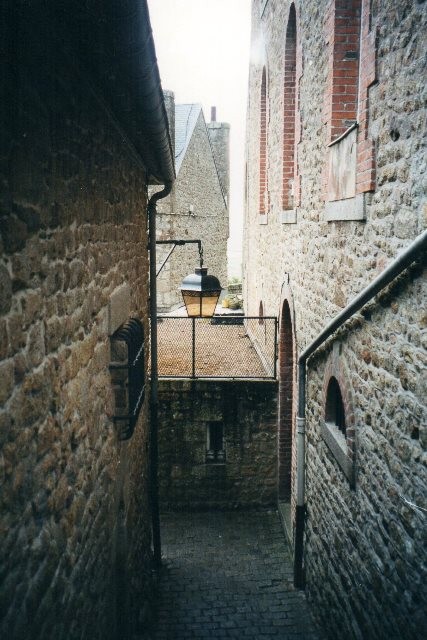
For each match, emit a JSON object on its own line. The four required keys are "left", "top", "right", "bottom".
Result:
{"left": 321, "top": 371, "right": 355, "bottom": 487}
{"left": 325, "top": 376, "right": 346, "bottom": 436}
{"left": 206, "top": 423, "right": 225, "bottom": 463}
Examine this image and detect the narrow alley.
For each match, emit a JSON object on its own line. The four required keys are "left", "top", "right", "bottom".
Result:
{"left": 153, "top": 511, "right": 322, "bottom": 639}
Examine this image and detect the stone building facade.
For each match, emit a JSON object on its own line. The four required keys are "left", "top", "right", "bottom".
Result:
{"left": 155, "top": 96, "right": 229, "bottom": 311}
{"left": 158, "top": 379, "right": 277, "bottom": 510}
{"left": 243, "top": 1, "right": 426, "bottom": 638}
{"left": 0, "top": 2, "right": 174, "bottom": 639}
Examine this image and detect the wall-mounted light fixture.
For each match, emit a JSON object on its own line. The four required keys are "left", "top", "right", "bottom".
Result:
{"left": 149, "top": 186, "right": 222, "bottom": 570}
{"left": 156, "top": 239, "right": 222, "bottom": 317}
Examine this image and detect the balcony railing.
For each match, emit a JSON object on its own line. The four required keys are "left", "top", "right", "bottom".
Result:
{"left": 155, "top": 316, "right": 277, "bottom": 379}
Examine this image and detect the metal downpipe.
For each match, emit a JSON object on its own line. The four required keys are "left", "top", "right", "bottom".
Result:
{"left": 293, "top": 359, "right": 306, "bottom": 589}
{"left": 148, "top": 182, "right": 173, "bottom": 568}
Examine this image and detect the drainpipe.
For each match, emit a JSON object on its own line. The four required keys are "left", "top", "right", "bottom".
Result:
{"left": 293, "top": 229, "right": 427, "bottom": 588}
{"left": 148, "top": 182, "right": 173, "bottom": 568}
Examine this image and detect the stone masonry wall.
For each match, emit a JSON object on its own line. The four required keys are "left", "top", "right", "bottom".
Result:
{"left": 244, "top": 1, "right": 426, "bottom": 638}
{"left": 305, "top": 266, "right": 426, "bottom": 640}
{"left": 158, "top": 380, "right": 278, "bottom": 510}
{"left": 0, "top": 33, "right": 153, "bottom": 640}
{"left": 155, "top": 111, "right": 229, "bottom": 311}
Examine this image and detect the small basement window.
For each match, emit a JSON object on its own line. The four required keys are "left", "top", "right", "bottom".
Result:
{"left": 206, "top": 422, "right": 225, "bottom": 463}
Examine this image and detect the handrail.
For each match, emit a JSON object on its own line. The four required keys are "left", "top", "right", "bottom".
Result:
{"left": 294, "top": 229, "right": 427, "bottom": 588}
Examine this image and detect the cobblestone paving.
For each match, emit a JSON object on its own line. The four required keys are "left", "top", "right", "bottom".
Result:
{"left": 153, "top": 511, "right": 323, "bottom": 639}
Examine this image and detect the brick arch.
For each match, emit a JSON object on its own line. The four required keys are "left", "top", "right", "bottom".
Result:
{"left": 278, "top": 284, "right": 297, "bottom": 501}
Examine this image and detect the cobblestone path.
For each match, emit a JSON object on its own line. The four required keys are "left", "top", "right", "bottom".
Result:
{"left": 153, "top": 511, "right": 323, "bottom": 639}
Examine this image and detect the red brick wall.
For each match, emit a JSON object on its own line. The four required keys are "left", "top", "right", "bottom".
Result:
{"left": 324, "top": 0, "right": 361, "bottom": 142}
{"left": 282, "top": 5, "right": 297, "bottom": 210}
{"left": 259, "top": 68, "right": 268, "bottom": 214}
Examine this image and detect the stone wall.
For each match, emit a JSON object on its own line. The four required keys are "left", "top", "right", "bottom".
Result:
{"left": 158, "top": 380, "right": 278, "bottom": 510}
{"left": 305, "top": 267, "right": 426, "bottom": 640}
{"left": 0, "top": 27, "right": 153, "bottom": 640}
{"left": 155, "top": 110, "right": 229, "bottom": 312}
{"left": 244, "top": 0, "right": 426, "bottom": 638}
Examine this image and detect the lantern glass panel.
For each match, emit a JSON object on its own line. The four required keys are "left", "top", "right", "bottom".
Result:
{"left": 181, "top": 290, "right": 221, "bottom": 317}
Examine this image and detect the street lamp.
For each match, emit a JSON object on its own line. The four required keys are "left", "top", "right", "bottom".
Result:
{"left": 156, "top": 239, "right": 222, "bottom": 317}
{"left": 180, "top": 268, "right": 222, "bottom": 318}
{"left": 149, "top": 216, "right": 223, "bottom": 570}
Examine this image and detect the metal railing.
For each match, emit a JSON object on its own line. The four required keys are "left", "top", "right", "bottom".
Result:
{"left": 156, "top": 316, "right": 277, "bottom": 379}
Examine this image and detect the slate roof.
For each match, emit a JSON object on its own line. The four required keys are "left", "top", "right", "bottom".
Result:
{"left": 174, "top": 104, "right": 203, "bottom": 173}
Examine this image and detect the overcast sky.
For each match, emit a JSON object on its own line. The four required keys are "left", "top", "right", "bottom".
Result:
{"left": 148, "top": 0, "right": 252, "bottom": 278}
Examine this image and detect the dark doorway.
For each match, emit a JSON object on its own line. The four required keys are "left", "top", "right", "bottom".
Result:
{"left": 278, "top": 300, "right": 294, "bottom": 500}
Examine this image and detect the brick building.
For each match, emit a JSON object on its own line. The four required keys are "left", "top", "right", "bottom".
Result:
{"left": 155, "top": 95, "right": 229, "bottom": 311}
{"left": 0, "top": 1, "right": 173, "bottom": 638}
{"left": 243, "top": 1, "right": 426, "bottom": 638}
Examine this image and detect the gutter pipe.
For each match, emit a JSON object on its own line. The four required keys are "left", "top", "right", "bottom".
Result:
{"left": 293, "top": 229, "right": 427, "bottom": 588}
{"left": 148, "top": 183, "right": 173, "bottom": 568}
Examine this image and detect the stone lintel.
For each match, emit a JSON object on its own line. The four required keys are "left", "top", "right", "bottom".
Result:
{"left": 281, "top": 209, "right": 297, "bottom": 224}
{"left": 108, "top": 283, "right": 131, "bottom": 335}
{"left": 324, "top": 194, "right": 366, "bottom": 222}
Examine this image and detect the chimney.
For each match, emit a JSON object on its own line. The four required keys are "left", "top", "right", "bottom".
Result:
{"left": 210, "top": 106, "right": 216, "bottom": 122}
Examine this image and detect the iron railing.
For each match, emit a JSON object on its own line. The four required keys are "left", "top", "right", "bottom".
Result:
{"left": 156, "top": 316, "right": 277, "bottom": 379}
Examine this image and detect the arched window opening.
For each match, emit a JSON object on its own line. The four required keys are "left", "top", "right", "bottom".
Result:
{"left": 282, "top": 3, "right": 297, "bottom": 211}
{"left": 322, "top": 361, "right": 355, "bottom": 487}
{"left": 325, "top": 376, "right": 346, "bottom": 436}
{"left": 258, "top": 300, "right": 264, "bottom": 325}
{"left": 259, "top": 67, "right": 268, "bottom": 215}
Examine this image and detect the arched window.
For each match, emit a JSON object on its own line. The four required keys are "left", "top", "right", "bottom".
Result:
{"left": 282, "top": 4, "right": 297, "bottom": 211}
{"left": 321, "top": 361, "right": 355, "bottom": 487}
{"left": 258, "top": 300, "right": 264, "bottom": 325}
{"left": 259, "top": 67, "right": 268, "bottom": 215}
{"left": 325, "top": 376, "right": 346, "bottom": 436}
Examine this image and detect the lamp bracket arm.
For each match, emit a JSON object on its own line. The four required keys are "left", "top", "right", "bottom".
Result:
{"left": 154, "top": 239, "right": 204, "bottom": 273}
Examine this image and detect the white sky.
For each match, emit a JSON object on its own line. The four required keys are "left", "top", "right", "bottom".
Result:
{"left": 148, "top": 0, "right": 252, "bottom": 278}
